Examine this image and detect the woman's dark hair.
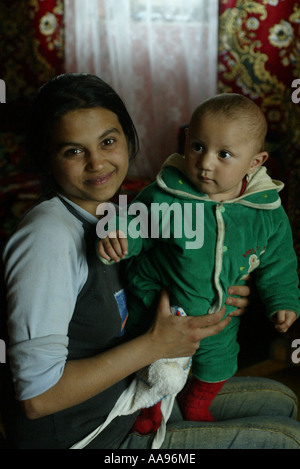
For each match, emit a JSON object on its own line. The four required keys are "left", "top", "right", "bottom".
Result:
{"left": 25, "top": 73, "right": 139, "bottom": 179}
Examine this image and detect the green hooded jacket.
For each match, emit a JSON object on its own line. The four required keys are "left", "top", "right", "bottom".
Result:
{"left": 117, "top": 154, "right": 300, "bottom": 380}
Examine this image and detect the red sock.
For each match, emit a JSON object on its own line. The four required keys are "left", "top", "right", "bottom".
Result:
{"left": 131, "top": 401, "right": 162, "bottom": 434}
{"left": 178, "top": 377, "right": 227, "bottom": 421}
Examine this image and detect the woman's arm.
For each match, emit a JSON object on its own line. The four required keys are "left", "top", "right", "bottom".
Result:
{"left": 21, "top": 290, "right": 230, "bottom": 419}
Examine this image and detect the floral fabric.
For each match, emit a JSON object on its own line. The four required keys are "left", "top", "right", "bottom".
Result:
{"left": 218, "top": 0, "right": 300, "bottom": 272}
{"left": 0, "top": 0, "right": 64, "bottom": 248}
{"left": 0, "top": 0, "right": 64, "bottom": 103}
{"left": 218, "top": 0, "right": 300, "bottom": 177}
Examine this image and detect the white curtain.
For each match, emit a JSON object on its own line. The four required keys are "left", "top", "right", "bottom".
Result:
{"left": 64, "top": 0, "right": 219, "bottom": 178}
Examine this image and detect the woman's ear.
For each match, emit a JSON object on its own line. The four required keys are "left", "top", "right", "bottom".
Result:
{"left": 185, "top": 126, "right": 189, "bottom": 137}
{"left": 248, "top": 151, "right": 269, "bottom": 173}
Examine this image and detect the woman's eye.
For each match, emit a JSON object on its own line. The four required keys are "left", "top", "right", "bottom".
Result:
{"left": 192, "top": 142, "right": 204, "bottom": 153}
{"left": 65, "top": 148, "right": 83, "bottom": 157}
{"left": 102, "top": 138, "right": 116, "bottom": 147}
{"left": 219, "top": 150, "right": 232, "bottom": 159}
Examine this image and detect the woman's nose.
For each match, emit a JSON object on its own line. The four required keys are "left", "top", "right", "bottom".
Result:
{"left": 86, "top": 149, "right": 105, "bottom": 170}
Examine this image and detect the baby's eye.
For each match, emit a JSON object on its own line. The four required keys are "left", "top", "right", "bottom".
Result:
{"left": 192, "top": 142, "right": 204, "bottom": 153}
{"left": 219, "top": 150, "right": 232, "bottom": 159}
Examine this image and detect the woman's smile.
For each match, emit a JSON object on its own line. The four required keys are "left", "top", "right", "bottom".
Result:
{"left": 84, "top": 170, "right": 115, "bottom": 186}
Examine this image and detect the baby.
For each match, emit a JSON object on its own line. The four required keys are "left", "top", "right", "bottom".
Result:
{"left": 97, "top": 93, "right": 300, "bottom": 431}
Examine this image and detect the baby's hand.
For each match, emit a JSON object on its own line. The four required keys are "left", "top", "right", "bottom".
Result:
{"left": 272, "top": 310, "right": 297, "bottom": 333}
{"left": 97, "top": 230, "right": 128, "bottom": 262}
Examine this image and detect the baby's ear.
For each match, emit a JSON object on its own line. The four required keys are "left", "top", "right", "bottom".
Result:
{"left": 248, "top": 151, "right": 269, "bottom": 173}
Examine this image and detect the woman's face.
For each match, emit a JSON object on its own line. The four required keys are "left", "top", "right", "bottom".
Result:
{"left": 50, "top": 107, "right": 129, "bottom": 215}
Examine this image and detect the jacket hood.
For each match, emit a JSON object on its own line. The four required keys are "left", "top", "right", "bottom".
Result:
{"left": 156, "top": 153, "right": 284, "bottom": 210}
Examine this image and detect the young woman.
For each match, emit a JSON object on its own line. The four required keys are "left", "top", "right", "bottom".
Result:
{"left": 1, "top": 74, "right": 300, "bottom": 449}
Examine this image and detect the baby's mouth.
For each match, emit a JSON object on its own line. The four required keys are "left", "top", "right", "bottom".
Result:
{"left": 200, "top": 175, "right": 213, "bottom": 183}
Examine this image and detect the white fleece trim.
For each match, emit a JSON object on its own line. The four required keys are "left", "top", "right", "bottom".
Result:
{"left": 237, "top": 198, "right": 282, "bottom": 210}
{"left": 208, "top": 204, "right": 226, "bottom": 314}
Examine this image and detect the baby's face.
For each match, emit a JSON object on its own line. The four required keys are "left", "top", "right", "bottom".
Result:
{"left": 184, "top": 113, "right": 260, "bottom": 202}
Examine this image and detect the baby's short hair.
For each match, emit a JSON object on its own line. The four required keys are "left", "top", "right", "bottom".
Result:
{"left": 191, "top": 93, "right": 268, "bottom": 152}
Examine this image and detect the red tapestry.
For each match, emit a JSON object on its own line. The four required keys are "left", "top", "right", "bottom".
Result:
{"left": 0, "top": 0, "right": 64, "bottom": 104}
{"left": 218, "top": 0, "right": 300, "bottom": 273}
{"left": 218, "top": 0, "right": 300, "bottom": 176}
{"left": 0, "top": 0, "right": 64, "bottom": 247}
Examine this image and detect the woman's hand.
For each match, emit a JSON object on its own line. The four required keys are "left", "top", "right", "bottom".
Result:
{"left": 148, "top": 290, "right": 231, "bottom": 360}
{"left": 149, "top": 281, "right": 252, "bottom": 360}
{"left": 226, "top": 283, "right": 251, "bottom": 317}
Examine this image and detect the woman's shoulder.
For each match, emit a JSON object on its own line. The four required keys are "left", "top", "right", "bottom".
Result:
{"left": 4, "top": 196, "right": 85, "bottom": 259}
{"left": 3, "top": 196, "right": 89, "bottom": 299}
{"left": 24, "top": 196, "right": 77, "bottom": 223}
{"left": 20, "top": 196, "right": 82, "bottom": 235}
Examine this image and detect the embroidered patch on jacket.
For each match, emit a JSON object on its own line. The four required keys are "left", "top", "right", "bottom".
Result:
{"left": 114, "top": 289, "right": 129, "bottom": 336}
